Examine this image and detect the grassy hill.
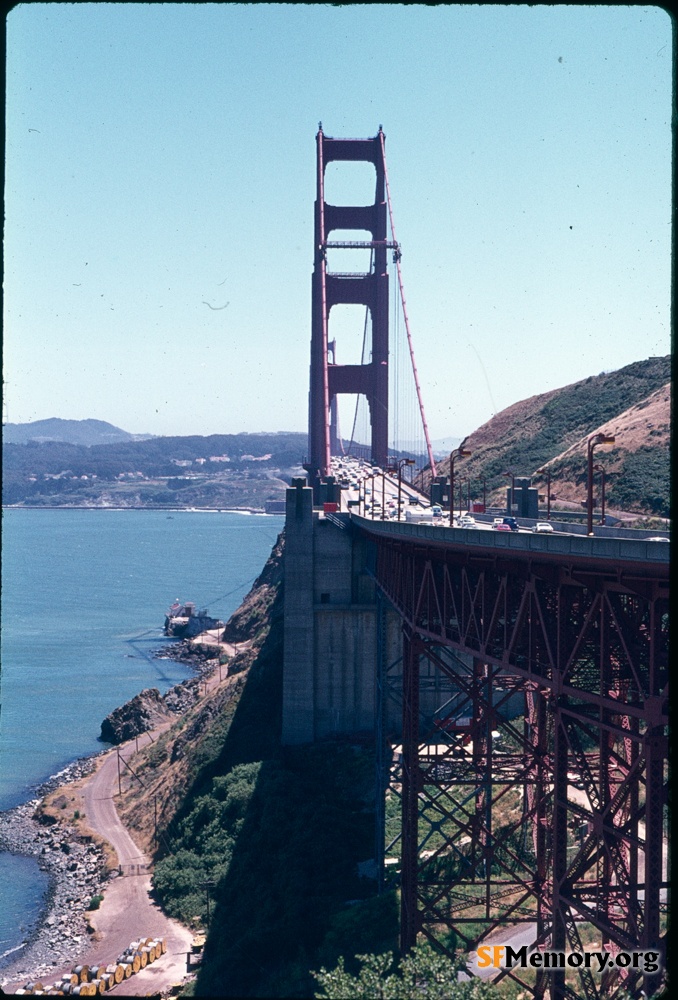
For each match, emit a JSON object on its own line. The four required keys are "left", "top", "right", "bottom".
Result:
{"left": 432, "top": 356, "right": 671, "bottom": 519}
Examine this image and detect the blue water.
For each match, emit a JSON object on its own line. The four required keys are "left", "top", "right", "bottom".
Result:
{"left": 0, "top": 507, "right": 284, "bottom": 964}
{"left": 0, "top": 853, "right": 50, "bottom": 964}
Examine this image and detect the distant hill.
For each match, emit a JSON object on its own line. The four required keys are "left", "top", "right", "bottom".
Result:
{"left": 3, "top": 418, "right": 154, "bottom": 446}
{"left": 432, "top": 356, "right": 671, "bottom": 518}
{"left": 2, "top": 429, "right": 308, "bottom": 508}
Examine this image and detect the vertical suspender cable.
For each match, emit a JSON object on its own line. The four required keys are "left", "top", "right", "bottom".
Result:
{"left": 379, "top": 132, "right": 437, "bottom": 478}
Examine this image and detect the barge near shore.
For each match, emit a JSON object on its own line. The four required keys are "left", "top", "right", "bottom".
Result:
{"left": 164, "top": 601, "right": 223, "bottom": 639}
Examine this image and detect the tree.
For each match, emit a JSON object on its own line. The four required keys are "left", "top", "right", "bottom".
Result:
{"left": 312, "top": 945, "right": 505, "bottom": 999}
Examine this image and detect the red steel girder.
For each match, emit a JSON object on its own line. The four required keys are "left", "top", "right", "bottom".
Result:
{"left": 376, "top": 534, "right": 668, "bottom": 999}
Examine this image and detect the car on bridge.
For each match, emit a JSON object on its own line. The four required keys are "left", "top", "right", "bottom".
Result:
{"left": 502, "top": 517, "right": 520, "bottom": 531}
{"left": 492, "top": 522, "right": 512, "bottom": 531}
{"left": 532, "top": 522, "right": 554, "bottom": 534}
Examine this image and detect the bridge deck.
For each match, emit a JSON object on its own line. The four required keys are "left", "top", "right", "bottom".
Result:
{"left": 348, "top": 512, "right": 670, "bottom": 572}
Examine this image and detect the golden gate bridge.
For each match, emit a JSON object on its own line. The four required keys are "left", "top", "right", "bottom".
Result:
{"left": 296, "top": 126, "right": 668, "bottom": 1000}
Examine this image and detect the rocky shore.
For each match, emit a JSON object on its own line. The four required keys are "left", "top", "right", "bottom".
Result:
{"left": 0, "top": 756, "right": 110, "bottom": 986}
{"left": 0, "top": 642, "right": 217, "bottom": 988}
{"left": 98, "top": 641, "right": 221, "bottom": 744}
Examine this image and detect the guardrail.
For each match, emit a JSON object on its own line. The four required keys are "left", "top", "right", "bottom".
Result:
{"left": 350, "top": 514, "right": 670, "bottom": 566}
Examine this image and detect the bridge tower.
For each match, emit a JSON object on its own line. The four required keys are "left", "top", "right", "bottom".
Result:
{"left": 306, "top": 125, "right": 391, "bottom": 487}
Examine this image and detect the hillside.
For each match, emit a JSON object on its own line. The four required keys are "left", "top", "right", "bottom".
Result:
{"left": 2, "top": 430, "right": 308, "bottom": 508}
{"left": 2, "top": 417, "right": 154, "bottom": 446}
{"left": 432, "top": 356, "right": 671, "bottom": 519}
{"left": 113, "top": 535, "right": 393, "bottom": 996}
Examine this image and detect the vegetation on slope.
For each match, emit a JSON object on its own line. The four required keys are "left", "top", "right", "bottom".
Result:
{"left": 2, "top": 431, "right": 306, "bottom": 507}
{"left": 115, "top": 531, "right": 397, "bottom": 997}
{"left": 432, "top": 356, "right": 671, "bottom": 517}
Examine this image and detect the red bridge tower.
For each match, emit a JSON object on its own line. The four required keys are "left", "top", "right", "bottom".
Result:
{"left": 306, "top": 125, "right": 393, "bottom": 485}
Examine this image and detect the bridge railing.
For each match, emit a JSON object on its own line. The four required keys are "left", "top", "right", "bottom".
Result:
{"left": 351, "top": 513, "right": 670, "bottom": 566}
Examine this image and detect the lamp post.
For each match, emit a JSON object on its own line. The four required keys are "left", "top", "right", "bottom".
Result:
{"left": 449, "top": 442, "right": 471, "bottom": 522}
{"left": 587, "top": 433, "right": 615, "bottom": 534}
{"left": 503, "top": 470, "right": 516, "bottom": 516}
{"left": 594, "top": 463, "right": 606, "bottom": 526}
{"left": 481, "top": 478, "right": 487, "bottom": 513}
{"left": 536, "top": 467, "right": 551, "bottom": 520}
{"left": 397, "top": 458, "right": 416, "bottom": 521}
{"left": 381, "top": 467, "right": 387, "bottom": 521}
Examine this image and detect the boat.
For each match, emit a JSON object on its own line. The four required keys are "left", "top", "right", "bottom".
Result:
{"left": 164, "top": 600, "right": 222, "bottom": 638}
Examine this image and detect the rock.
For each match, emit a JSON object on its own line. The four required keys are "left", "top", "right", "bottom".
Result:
{"left": 99, "top": 688, "right": 176, "bottom": 744}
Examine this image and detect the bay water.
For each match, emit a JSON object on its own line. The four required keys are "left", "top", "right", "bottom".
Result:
{"left": 0, "top": 507, "right": 284, "bottom": 964}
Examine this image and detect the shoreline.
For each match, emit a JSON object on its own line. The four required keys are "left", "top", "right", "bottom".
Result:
{"left": 0, "top": 643, "right": 219, "bottom": 988}
{"left": 2, "top": 503, "right": 272, "bottom": 513}
{"left": 0, "top": 754, "right": 110, "bottom": 985}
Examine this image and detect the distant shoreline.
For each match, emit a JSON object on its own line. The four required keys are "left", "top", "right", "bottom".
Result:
{"left": 2, "top": 504, "right": 278, "bottom": 513}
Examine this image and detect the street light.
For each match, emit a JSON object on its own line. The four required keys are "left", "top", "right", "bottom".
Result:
{"left": 593, "top": 463, "right": 606, "bottom": 526}
{"left": 587, "top": 433, "right": 615, "bottom": 534}
{"left": 396, "top": 458, "right": 416, "bottom": 521}
{"left": 536, "top": 467, "right": 552, "bottom": 520}
{"left": 449, "top": 442, "right": 471, "bottom": 522}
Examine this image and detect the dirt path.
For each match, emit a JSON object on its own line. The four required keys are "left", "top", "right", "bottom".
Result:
{"left": 7, "top": 735, "right": 194, "bottom": 995}
{"left": 78, "top": 739, "right": 194, "bottom": 993}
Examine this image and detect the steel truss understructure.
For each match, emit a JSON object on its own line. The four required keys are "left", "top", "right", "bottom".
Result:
{"left": 372, "top": 535, "right": 668, "bottom": 999}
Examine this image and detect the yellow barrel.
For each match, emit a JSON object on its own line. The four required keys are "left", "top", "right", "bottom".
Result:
{"left": 121, "top": 963, "right": 133, "bottom": 980}
{"left": 27, "top": 984, "right": 45, "bottom": 992}
{"left": 73, "top": 967, "right": 89, "bottom": 984}
{"left": 90, "top": 980, "right": 105, "bottom": 995}
{"left": 137, "top": 948, "right": 148, "bottom": 969}
{"left": 113, "top": 965, "right": 125, "bottom": 985}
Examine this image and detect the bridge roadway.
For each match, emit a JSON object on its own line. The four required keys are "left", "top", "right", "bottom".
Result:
{"left": 342, "top": 510, "right": 670, "bottom": 570}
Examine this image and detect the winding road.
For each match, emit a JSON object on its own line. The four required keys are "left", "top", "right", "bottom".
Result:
{"left": 76, "top": 738, "right": 195, "bottom": 994}
{"left": 6, "top": 736, "right": 195, "bottom": 996}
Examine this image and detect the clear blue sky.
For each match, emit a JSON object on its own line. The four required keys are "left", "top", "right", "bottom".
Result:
{"left": 4, "top": 3, "right": 672, "bottom": 442}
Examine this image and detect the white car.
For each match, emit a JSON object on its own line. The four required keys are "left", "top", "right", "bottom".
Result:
{"left": 458, "top": 516, "right": 477, "bottom": 528}
{"left": 532, "top": 522, "right": 554, "bottom": 533}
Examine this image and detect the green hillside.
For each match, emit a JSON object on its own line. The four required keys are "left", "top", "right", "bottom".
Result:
{"left": 435, "top": 355, "right": 671, "bottom": 518}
